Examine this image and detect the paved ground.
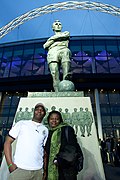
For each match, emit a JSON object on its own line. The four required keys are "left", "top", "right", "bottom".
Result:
{"left": 104, "top": 164, "right": 120, "bottom": 180}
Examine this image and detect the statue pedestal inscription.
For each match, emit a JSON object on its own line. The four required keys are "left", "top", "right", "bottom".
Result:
{"left": 0, "top": 91, "right": 106, "bottom": 180}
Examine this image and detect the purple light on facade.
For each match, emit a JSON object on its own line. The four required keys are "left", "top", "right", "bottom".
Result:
{"left": 95, "top": 50, "right": 111, "bottom": 61}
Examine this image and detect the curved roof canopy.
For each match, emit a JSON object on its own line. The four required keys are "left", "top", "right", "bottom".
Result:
{"left": 0, "top": 0, "right": 120, "bottom": 43}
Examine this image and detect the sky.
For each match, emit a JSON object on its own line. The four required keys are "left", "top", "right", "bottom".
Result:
{"left": 0, "top": 0, "right": 120, "bottom": 44}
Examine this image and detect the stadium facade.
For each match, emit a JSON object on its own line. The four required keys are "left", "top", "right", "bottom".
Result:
{"left": 0, "top": 35, "right": 120, "bottom": 140}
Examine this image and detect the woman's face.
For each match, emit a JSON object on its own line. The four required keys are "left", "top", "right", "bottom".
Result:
{"left": 49, "top": 113, "right": 61, "bottom": 128}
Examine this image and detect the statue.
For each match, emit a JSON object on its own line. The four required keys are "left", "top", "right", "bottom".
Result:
{"left": 43, "top": 20, "right": 72, "bottom": 92}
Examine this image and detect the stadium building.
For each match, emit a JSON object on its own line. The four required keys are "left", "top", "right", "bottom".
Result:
{"left": 0, "top": 35, "right": 120, "bottom": 140}
{"left": 0, "top": 1, "right": 120, "bottom": 141}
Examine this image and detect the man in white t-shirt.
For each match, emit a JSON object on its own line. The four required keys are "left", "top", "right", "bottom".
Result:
{"left": 4, "top": 103, "right": 48, "bottom": 180}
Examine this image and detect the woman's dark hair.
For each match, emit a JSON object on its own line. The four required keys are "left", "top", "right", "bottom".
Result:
{"left": 47, "top": 110, "right": 63, "bottom": 124}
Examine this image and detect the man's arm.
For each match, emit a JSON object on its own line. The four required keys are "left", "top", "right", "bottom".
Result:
{"left": 4, "top": 136, "right": 17, "bottom": 172}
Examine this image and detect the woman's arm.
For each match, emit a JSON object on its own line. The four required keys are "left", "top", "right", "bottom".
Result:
{"left": 42, "top": 149, "right": 47, "bottom": 180}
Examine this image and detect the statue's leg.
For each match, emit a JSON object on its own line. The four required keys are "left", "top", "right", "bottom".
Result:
{"left": 49, "top": 63, "right": 60, "bottom": 92}
{"left": 61, "top": 49, "right": 71, "bottom": 80}
{"left": 62, "top": 61, "right": 71, "bottom": 80}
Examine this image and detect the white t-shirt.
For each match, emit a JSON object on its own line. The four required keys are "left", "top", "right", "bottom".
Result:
{"left": 9, "top": 120, "right": 48, "bottom": 170}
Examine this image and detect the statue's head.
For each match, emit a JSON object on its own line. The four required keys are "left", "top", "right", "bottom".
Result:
{"left": 52, "top": 20, "right": 62, "bottom": 32}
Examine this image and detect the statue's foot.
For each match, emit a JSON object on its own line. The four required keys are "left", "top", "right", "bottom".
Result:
{"left": 53, "top": 80, "right": 60, "bottom": 92}
{"left": 64, "top": 72, "right": 72, "bottom": 81}
{"left": 87, "top": 133, "right": 92, "bottom": 136}
{"left": 54, "top": 84, "right": 59, "bottom": 92}
{"left": 81, "top": 134, "right": 85, "bottom": 137}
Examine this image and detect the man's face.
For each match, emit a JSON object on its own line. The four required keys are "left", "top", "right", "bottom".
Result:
{"left": 33, "top": 106, "right": 46, "bottom": 123}
{"left": 52, "top": 21, "right": 62, "bottom": 32}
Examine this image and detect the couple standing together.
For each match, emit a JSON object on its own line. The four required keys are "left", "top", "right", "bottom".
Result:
{"left": 4, "top": 103, "right": 84, "bottom": 180}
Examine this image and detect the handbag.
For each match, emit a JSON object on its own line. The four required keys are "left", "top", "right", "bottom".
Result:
{"left": 57, "top": 144, "right": 78, "bottom": 162}
{"left": 57, "top": 126, "right": 83, "bottom": 171}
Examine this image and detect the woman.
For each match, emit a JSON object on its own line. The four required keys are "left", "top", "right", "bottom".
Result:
{"left": 43, "top": 110, "right": 83, "bottom": 180}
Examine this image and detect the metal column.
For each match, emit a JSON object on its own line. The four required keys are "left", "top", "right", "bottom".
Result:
{"left": 94, "top": 89, "right": 103, "bottom": 140}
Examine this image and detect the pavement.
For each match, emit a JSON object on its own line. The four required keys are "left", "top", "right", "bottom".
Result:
{"left": 104, "top": 163, "right": 120, "bottom": 180}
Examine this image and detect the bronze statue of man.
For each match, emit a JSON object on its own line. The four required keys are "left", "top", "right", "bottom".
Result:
{"left": 43, "top": 20, "right": 71, "bottom": 92}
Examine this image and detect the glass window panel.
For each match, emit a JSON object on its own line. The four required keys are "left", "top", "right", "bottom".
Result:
{"left": 72, "top": 61, "right": 81, "bottom": 72}
{"left": 20, "top": 59, "right": 32, "bottom": 76}
{"left": 96, "top": 60, "right": 109, "bottom": 73}
{"left": 11, "top": 96, "right": 20, "bottom": 106}
{"left": 32, "top": 58, "right": 45, "bottom": 75}
{"left": 2, "top": 62, "right": 11, "bottom": 77}
{"left": 12, "top": 56, "right": 22, "bottom": 62}
{"left": 0, "top": 93, "right": 27, "bottom": 133}
{"left": 13, "top": 45, "right": 23, "bottom": 58}
{"left": 1, "top": 56, "right": 11, "bottom": 63}
{"left": 0, "top": 62, "right": 11, "bottom": 77}
{"left": 95, "top": 47, "right": 110, "bottom": 73}
{"left": 9, "top": 108, "right": 17, "bottom": 115}
{"left": 106, "top": 40, "right": 119, "bottom": 57}
{"left": 0, "top": 62, "right": 6, "bottom": 77}
{"left": 112, "top": 116, "right": 120, "bottom": 124}
{"left": 110, "top": 106, "right": 120, "bottom": 115}
{"left": 7, "top": 117, "right": 15, "bottom": 124}
{"left": 0, "top": 121, "right": 2, "bottom": 128}
{"left": 116, "top": 57, "right": 120, "bottom": 68}
{"left": 84, "top": 90, "right": 95, "bottom": 104}
{"left": 108, "top": 91, "right": 120, "bottom": 104}
{"left": 112, "top": 117, "right": 117, "bottom": 125}
{"left": 99, "top": 91, "right": 109, "bottom": 104}
{"left": 94, "top": 40, "right": 106, "bottom": 56}
{"left": 95, "top": 62, "right": 104, "bottom": 73}
{"left": 13, "top": 45, "right": 23, "bottom": 55}
{"left": 9, "top": 61, "right": 21, "bottom": 77}
{"left": 70, "top": 40, "right": 81, "bottom": 55}
{"left": 33, "top": 55, "right": 45, "bottom": 63}
{"left": 0, "top": 58, "right": 2, "bottom": 64}
{"left": 100, "top": 105, "right": 111, "bottom": 115}
{"left": 102, "top": 61, "right": 110, "bottom": 73}
{"left": 83, "top": 58, "right": 92, "bottom": 73}
{"left": 1, "top": 107, "right": 10, "bottom": 115}
{"left": 101, "top": 116, "right": 111, "bottom": 125}
{"left": 1, "top": 117, "right": 8, "bottom": 123}
{"left": 109, "top": 57, "right": 120, "bottom": 73}
{"left": 71, "top": 52, "right": 83, "bottom": 73}
{"left": 2, "top": 95, "right": 12, "bottom": 105}
{"left": 23, "top": 44, "right": 34, "bottom": 56}
{"left": 35, "top": 43, "right": 46, "bottom": 55}
{"left": 118, "top": 40, "right": 120, "bottom": 51}
{"left": 2, "top": 128, "right": 9, "bottom": 138}
{"left": 44, "top": 61, "right": 49, "bottom": 75}
{"left": 81, "top": 40, "right": 94, "bottom": 56}
{"left": 22, "top": 54, "right": 33, "bottom": 61}
{"left": 0, "top": 48, "right": 3, "bottom": 59}
{"left": 3, "top": 46, "right": 13, "bottom": 59}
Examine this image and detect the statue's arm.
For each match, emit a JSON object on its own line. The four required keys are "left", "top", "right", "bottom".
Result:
{"left": 62, "top": 31, "right": 70, "bottom": 37}
{"left": 53, "top": 31, "right": 70, "bottom": 41}
{"left": 53, "top": 31, "right": 70, "bottom": 39}
{"left": 43, "top": 38, "right": 54, "bottom": 49}
{"left": 43, "top": 31, "right": 70, "bottom": 49}
{"left": 43, "top": 34, "right": 62, "bottom": 49}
